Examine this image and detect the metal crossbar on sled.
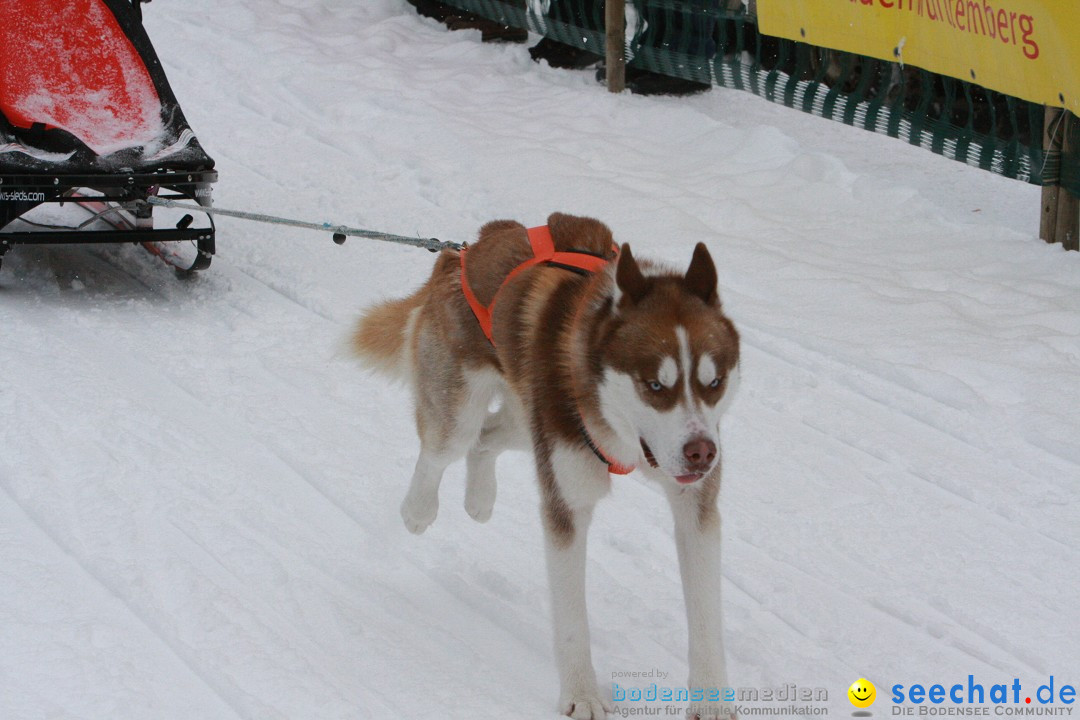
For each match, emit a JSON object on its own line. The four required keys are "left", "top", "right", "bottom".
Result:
{"left": 0, "top": 0, "right": 217, "bottom": 275}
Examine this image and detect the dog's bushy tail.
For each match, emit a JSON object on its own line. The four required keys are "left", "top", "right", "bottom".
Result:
{"left": 351, "top": 290, "right": 424, "bottom": 381}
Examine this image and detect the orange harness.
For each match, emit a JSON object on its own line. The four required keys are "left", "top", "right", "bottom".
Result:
{"left": 460, "top": 225, "right": 611, "bottom": 346}
{"left": 459, "top": 225, "right": 634, "bottom": 475}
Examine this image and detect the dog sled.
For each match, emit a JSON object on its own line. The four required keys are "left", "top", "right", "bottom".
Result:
{"left": 0, "top": 0, "right": 217, "bottom": 274}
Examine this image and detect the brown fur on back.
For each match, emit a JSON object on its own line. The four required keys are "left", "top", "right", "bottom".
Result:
{"left": 547, "top": 212, "right": 617, "bottom": 256}
{"left": 463, "top": 213, "right": 617, "bottom": 305}
{"left": 353, "top": 212, "right": 615, "bottom": 383}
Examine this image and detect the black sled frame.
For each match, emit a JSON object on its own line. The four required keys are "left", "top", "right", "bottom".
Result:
{"left": 0, "top": 168, "right": 217, "bottom": 274}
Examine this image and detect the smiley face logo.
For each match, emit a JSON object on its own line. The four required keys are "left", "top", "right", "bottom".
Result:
{"left": 848, "top": 678, "right": 876, "bottom": 708}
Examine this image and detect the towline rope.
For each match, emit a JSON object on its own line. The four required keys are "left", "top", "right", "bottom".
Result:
{"left": 143, "top": 196, "right": 464, "bottom": 252}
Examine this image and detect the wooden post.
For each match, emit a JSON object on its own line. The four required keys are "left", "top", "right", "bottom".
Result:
{"left": 605, "top": 0, "right": 626, "bottom": 93}
{"left": 1040, "top": 106, "right": 1062, "bottom": 245}
{"left": 1056, "top": 112, "right": 1079, "bottom": 251}
{"left": 1041, "top": 106, "right": 1080, "bottom": 251}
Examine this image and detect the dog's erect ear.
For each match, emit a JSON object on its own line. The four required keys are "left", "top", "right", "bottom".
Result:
{"left": 684, "top": 242, "right": 719, "bottom": 305}
{"left": 616, "top": 243, "right": 650, "bottom": 304}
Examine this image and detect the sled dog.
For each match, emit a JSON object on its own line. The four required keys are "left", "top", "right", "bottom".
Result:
{"left": 352, "top": 213, "right": 739, "bottom": 720}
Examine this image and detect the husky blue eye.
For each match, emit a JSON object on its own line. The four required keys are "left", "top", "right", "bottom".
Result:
{"left": 647, "top": 380, "right": 663, "bottom": 392}
{"left": 709, "top": 378, "right": 721, "bottom": 388}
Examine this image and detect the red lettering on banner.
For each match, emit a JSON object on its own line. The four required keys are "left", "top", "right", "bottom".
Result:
{"left": 982, "top": 0, "right": 996, "bottom": 39}
{"left": 1019, "top": 14, "right": 1038, "bottom": 58}
{"left": 966, "top": 1, "right": 984, "bottom": 34}
{"left": 849, "top": 0, "right": 1040, "bottom": 60}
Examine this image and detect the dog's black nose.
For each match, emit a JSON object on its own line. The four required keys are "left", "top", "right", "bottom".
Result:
{"left": 683, "top": 438, "right": 716, "bottom": 469}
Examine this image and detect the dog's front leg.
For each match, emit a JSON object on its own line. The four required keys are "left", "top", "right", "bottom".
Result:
{"left": 668, "top": 479, "right": 734, "bottom": 720}
{"left": 540, "top": 447, "right": 612, "bottom": 720}
{"left": 545, "top": 507, "right": 611, "bottom": 720}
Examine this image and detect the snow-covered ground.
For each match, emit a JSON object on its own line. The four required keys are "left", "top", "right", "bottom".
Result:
{"left": 2, "top": 1, "right": 1078, "bottom": 719}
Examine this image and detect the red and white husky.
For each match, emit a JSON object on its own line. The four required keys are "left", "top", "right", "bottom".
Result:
{"left": 353, "top": 213, "right": 740, "bottom": 720}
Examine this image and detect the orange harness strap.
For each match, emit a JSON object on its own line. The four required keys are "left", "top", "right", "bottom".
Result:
{"left": 460, "top": 225, "right": 633, "bottom": 476}
{"left": 460, "top": 225, "right": 610, "bottom": 346}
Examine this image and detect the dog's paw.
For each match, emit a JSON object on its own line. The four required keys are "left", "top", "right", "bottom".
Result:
{"left": 463, "top": 478, "right": 495, "bottom": 523}
{"left": 464, "top": 495, "right": 494, "bottom": 523}
{"left": 686, "top": 676, "right": 734, "bottom": 720}
{"left": 400, "top": 493, "right": 438, "bottom": 534}
{"left": 560, "top": 687, "right": 613, "bottom": 719}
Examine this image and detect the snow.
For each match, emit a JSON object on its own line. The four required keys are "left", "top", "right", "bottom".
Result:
{"left": 2, "top": 1, "right": 1078, "bottom": 718}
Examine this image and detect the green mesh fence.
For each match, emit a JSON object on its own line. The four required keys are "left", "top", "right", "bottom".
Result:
{"left": 433, "top": 0, "right": 1080, "bottom": 195}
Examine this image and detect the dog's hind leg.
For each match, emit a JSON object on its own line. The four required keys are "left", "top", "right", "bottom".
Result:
{"left": 400, "top": 366, "right": 501, "bottom": 534}
{"left": 464, "top": 397, "right": 528, "bottom": 523}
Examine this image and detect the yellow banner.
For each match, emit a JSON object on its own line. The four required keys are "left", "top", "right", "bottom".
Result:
{"left": 756, "top": 0, "right": 1080, "bottom": 115}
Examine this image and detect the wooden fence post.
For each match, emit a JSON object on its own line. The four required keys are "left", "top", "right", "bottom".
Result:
{"left": 1056, "top": 112, "right": 1079, "bottom": 251}
{"left": 1040, "top": 106, "right": 1062, "bottom": 244}
{"left": 1041, "top": 107, "right": 1080, "bottom": 251}
{"left": 605, "top": 0, "right": 626, "bottom": 93}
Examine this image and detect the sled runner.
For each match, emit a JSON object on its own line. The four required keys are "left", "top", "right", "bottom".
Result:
{"left": 0, "top": 0, "right": 217, "bottom": 274}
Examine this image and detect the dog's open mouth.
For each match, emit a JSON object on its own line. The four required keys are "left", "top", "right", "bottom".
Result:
{"left": 640, "top": 440, "right": 659, "bottom": 469}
